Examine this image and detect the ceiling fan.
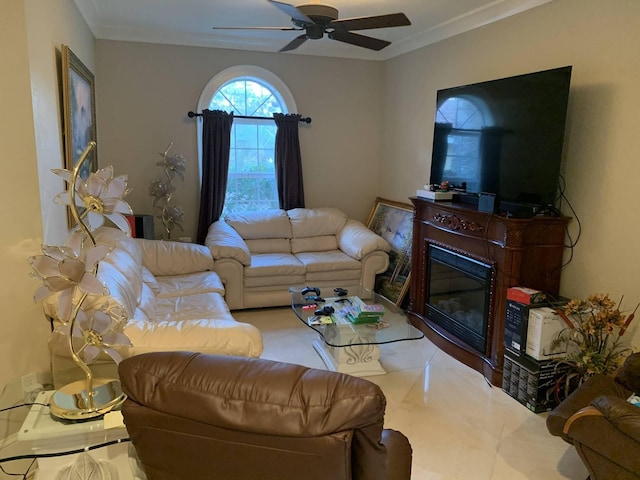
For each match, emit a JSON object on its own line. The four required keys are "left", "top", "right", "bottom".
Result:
{"left": 212, "top": 0, "right": 411, "bottom": 52}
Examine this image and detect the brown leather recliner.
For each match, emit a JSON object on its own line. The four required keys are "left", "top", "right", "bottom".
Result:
{"left": 546, "top": 352, "right": 640, "bottom": 480}
{"left": 118, "top": 351, "right": 412, "bottom": 480}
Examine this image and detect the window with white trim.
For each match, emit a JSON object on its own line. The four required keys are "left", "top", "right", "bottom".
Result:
{"left": 198, "top": 66, "right": 297, "bottom": 216}
{"left": 436, "top": 96, "right": 487, "bottom": 191}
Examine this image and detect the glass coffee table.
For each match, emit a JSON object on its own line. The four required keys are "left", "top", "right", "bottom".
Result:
{"left": 289, "top": 286, "right": 424, "bottom": 376}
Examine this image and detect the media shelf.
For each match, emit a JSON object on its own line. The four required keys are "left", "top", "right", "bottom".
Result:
{"left": 406, "top": 197, "right": 570, "bottom": 386}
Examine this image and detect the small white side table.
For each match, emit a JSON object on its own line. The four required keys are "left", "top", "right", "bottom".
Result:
{"left": 17, "top": 391, "right": 143, "bottom": 480}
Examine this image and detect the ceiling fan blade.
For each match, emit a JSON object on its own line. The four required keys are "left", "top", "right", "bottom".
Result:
{"left": 268, "top": 0, "right": 313, "bottom": 25}
{"left": 212, "top": 26, "right": 299, "bottom": 31}
{"left": 279, "top": 33, "right": 308, "bottom": 52}
{"left": 328, "top": 30, "right": 391, "bottom": 51}
{"left": 330, "top": 13, "right": 411, "bottom": 31}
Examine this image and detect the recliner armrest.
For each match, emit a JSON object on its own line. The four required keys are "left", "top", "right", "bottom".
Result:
{"left": 561, "top": 398, "right": 640, "bottom": 477}
{"left": 205, "top": 220, "right": 251, "bottom": 265}
{"left": 591, "top": 395, "right": 640, "bottom": 439}
{"left": 381, "top": 429, "right": 413, "bottom": 480}
{"left": 546, "top": 374, "right": 632, "bottom": 442}
{"left": 337, "top": 219, "right": 390, "bottom": 260}
{"left": 615, "top": 352, "right": 640, "bottom": 393}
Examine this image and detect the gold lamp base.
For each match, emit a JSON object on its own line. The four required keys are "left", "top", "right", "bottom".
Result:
{"left": 49, "top": 378, "right": 126, "bottom": 421}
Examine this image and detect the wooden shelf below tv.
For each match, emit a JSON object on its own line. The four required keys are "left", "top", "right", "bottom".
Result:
{"left": 406, "top": 197, "right": 570, "bottom": 386}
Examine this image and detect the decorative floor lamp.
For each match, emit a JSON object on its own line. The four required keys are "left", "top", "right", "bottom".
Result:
{"left": 29, "top": 142, "right": 133, "bottom": 420}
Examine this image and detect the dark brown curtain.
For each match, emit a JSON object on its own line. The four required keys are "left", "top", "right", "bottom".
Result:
{"left": 430, "top": 122, "right": 453, "bottom": 186}
{"left": 479, "top": 126, "right": 505, "bottom": 195}
{"left": 196, "top": 109, "right": 234, "bottom": 244}
{"left": 274, "top": 113, "right": 304, "bottom": 210}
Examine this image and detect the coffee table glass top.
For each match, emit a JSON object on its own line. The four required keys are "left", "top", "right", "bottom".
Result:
{"left": 289, "top": 286, "right": 424, "bottom": 348}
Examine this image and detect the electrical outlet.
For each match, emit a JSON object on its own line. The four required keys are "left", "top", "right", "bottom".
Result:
{"left": 21, "top": 372, "right": 44, "bottom": 402}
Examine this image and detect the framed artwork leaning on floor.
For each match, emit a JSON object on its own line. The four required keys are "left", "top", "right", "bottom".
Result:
{"left": 366, "top": 197, "right": 413, "bottom": 306}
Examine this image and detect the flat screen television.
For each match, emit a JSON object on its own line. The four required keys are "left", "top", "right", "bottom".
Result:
{"left": 429, "top": 66, "right": 572, "bottom": 213}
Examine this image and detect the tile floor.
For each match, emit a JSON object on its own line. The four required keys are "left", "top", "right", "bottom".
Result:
{"left": 233, "top": 306, "right": 589, "bottom": 480}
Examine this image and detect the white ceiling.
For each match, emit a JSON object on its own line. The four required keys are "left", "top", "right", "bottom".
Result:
{"left": 73, "top": 0, "right": 554, "bottom": 60}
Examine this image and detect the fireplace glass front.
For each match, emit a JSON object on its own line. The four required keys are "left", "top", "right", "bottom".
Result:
{"left": 426, "top": 245, "right": 493, "bottom": 354}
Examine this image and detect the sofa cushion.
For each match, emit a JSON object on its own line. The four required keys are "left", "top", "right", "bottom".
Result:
{"left": 288, "top": 207, "right": 348, "bottom": 238}
{"left": 94, "top": 249, "right": 142, "bottom": 320}
{"left": 337, "top": 219, "right": 391, "bottom": 260}
{"left": 137, "top": 238, "right": 214, "bottom": 276}
{"left": 94, "top": 227, "right": 142, "bottom": 266}
{"left": 138, "top": 282, "right": 158, "bottom": 321}
{"left": 291, "top": 235, "right": 338, "bottom": 254}
{"left": 206, "top": 221, "right": 251, "bottom": 266}
{"left": 245, "top": 238, "right": 291, "bottom": 254}
{"left": 295, "top": 251, "right": 361, "bottom": 273}
{"left": 305, "top": 270, "right": 361, "bottom": 282}
{"left": 156, "top": 271, "right": 225, "bottom": 298}
{"left": 244, "top": 274, "right": 307, "bottom": 288}
{"left": 226, "top": 210, "right": 291, "bottom": 240}
{"left": 125, "top": 293, "right": 263, "bottom": 358}
{"left": 244, "top": 253, "right": 305, "bottom": 277}
{"left": 141, "top": 266, "right": 161, "bottom": 295}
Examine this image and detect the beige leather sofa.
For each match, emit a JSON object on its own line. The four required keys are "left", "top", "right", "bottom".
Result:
{"left": 120, "top": 351, "right": 412, "bottom": 480}
{"left": 48, "top": 227, "right": 263, "bottom": 386}
{"left": 205, "top": 207, "right": 391, "bottom": 310}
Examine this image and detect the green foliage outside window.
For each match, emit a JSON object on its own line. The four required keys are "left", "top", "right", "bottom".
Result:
{"left": 210, "top": 78, "right": 284, "bottom": 215}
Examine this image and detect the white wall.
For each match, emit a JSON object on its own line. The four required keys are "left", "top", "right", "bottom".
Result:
{"left": 95, "top": 41, "right": 384, "bottom": 240}
{"left": 26, "top": 0, "right": 96, "bottom": 246}
{"left": 0, "top": 0, "right": 95, "bottom": 389}
{"left": 0, "top": 1, "right": 47, "bottom": 390}
{"left": 381, "top": 0, "right": 640, "bottom": 345}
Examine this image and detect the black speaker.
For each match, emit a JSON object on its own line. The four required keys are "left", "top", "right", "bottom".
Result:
{"left": 478, "top": 192, "right": 496, "bottom": 213}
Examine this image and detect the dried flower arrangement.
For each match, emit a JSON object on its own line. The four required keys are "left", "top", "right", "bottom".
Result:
{"left": 552, "top": 293, "right": 638, "bottom": 383}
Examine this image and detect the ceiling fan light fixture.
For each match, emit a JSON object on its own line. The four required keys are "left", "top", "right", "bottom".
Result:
{"left": 219, "top": 1, "right": 411, "bottom": 53}
{"left": 296, "top": 4, "right": 339, "bottom": 24}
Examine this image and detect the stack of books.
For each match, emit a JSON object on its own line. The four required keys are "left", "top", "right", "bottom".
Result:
{"left": 344, "top": 304, "right": 385, "bottom": 324}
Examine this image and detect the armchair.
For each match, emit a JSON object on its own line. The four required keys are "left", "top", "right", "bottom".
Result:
{"left": 546, "top": 353, "right": 640, "bottom": 480}
{"left": 118, "top": 351, "right": 412, "bottom": 480}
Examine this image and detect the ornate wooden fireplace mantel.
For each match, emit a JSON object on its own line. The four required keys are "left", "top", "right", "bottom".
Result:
{"left": 407, "top": 197, "right": 570, "bottom": 385}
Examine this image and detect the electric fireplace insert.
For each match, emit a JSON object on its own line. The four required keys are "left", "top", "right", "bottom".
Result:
{"left": 425, "top": 245, "right": 494, "bottom": 354}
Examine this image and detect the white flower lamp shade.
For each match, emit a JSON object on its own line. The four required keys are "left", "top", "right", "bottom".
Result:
{"left": 30, "top": 141, "right": 131, "bottom": 420}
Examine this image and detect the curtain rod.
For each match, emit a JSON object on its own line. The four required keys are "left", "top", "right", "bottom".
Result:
{"left": 187, "top": 111, "right": 311, "bottom": 124}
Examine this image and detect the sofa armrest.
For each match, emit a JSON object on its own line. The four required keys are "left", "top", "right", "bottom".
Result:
{"left": 336, "top": 219, "right": 390, "bottom": 260}
{"left": 546, "top": 374, "right": 632, "bottom": 442}
{"left": 205, "top": 220, "right": 251, "bottom": 266}
{"left": 562, "top": 400, "right": 640, "bottom": 476}
{"left": 381, "top": 429, "right": 412, "bottom": 480}
{"left": 136, "top": 238, "right": 214, "bottom": 276}
{"left": 615, "top": 352, "right": 640, "bottom": 393}
{"left": 591, "top": 395, "right": 640, "bottom": 439}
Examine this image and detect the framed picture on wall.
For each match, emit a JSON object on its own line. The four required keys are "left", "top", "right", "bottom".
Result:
{"left": 366, "top": 197, "right": 413, "bottom": 306}
{"left": 61, "top": 44, "right": 97, "bottom": 179}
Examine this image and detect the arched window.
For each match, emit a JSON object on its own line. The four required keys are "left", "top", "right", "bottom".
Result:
{"left": 197, "top": 66, "right": 297, "bottom": 215}
{"left": 436, "top": 96, "right": 490, "bottom": 191}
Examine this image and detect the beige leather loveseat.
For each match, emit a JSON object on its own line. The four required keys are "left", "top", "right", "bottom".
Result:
{"left": 48, "top": 227, "right": 263, "bottom": 386}
{"left": 204, "top": 207, "right": 391, "bottom": 310}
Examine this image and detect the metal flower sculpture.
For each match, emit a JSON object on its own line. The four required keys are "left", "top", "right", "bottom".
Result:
{"left": 28, "top": 141, "right": 133, "bottom": 420}
{"left": 53, "top": 165, "right": 133, "bottom": 233}
{"left": 149, "top": 142, "right": 186, "bottom": 239}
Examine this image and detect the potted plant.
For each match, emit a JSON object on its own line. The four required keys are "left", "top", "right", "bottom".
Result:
{"left": 551, "top": 293, "right": 638, "bottom": 400}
